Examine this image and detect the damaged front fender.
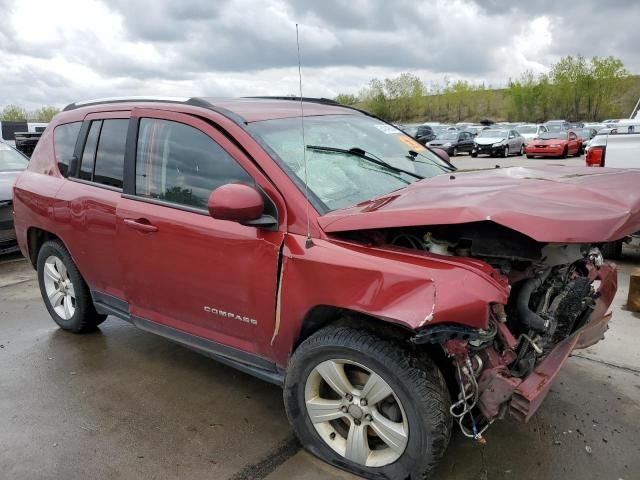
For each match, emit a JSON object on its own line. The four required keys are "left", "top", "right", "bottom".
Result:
{"left": 272, "top": 234, "right": 509, "bottom": 366}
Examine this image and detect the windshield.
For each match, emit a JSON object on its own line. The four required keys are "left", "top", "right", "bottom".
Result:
{"left": 546, "top": 124, "right": 566, "bottom": 133}
{"left": 0, "top": 144, "right": 28, "bottom": 171}
{"left": 540, "top": 132, "right": 568, "bottom": 140}
{"left": 478, "top": 129, "right": 506, "bottom": 139}
{"left": 517, "top": 125, "right": 537, "bottom": 134}
{"left": 249, "top": 115, "right": 452, "bottom": 212}
{"left": 436, "top": 132, "right": 459, "bottom": 141}
{"left": 576, "top": 129, "right": 591, "bottom": 138}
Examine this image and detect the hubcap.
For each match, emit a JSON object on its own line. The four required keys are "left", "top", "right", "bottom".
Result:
{"left": 304, "top": 359, "right": 409, "bottom": 467}
{"left": 43, "top": 256, "right": 76, "bottom": 320}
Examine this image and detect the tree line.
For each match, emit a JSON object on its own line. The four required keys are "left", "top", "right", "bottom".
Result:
{"left": 1, "top": 105, "right": 60, "bottom": 123}
{"left": 336, "top": 55, "right": 637, "bottom": 123}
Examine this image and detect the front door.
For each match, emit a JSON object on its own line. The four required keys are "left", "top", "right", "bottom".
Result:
{"left": 117, "top": 110, "right": 285, "bottom": 359}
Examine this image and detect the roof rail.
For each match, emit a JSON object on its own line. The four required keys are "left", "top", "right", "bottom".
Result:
{"left": 242, "top": 96, "right": 341, "bottom": 106}
{"left": 62, "top": 96, "right": 192, "bottom": 112}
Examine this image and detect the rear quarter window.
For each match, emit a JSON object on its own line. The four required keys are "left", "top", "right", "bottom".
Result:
{"left": 53, "top": 122, "right": 82, "bottom": 177}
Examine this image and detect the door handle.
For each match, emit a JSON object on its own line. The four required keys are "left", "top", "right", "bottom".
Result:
{"left": 123, "top": 218, "right": 158, "bottom": 233}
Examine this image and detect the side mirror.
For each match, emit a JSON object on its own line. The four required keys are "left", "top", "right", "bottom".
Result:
{"left": 431, "top": 148, "right": 450, "bottom": 163}
{"left": 208, "top": 183, "right": 264, "bottom": 223}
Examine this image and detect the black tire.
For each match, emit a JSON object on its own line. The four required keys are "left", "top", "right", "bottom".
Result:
{"left": 526, "top": 154, "right": 534, "bottom": 159}
{"left": 284, "top": 325, "right": 451, "bottom": 480}
{"left": 503, "top": 146, "right": 509, "bottom": 158}
{"left": 560, "top": 146, "right": 568, "bottom": 158}
{"left": 470, "top": 152, "right": 478, "bottom": 158}
{"left": 451, "top": 147, "right": 458, "bottom": 157}
{"left": 37, "top": 240, "right": 107, "bottom": 333}
{"left": 601, "top": 241, "right": 623, "bottom": 260}
{"left": 518, "top": 144, "right": 524, "bottom": 156}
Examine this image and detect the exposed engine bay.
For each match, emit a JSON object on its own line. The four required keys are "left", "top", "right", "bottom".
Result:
{"left": 338, "top": 221, "right": 614, "bottom": 442}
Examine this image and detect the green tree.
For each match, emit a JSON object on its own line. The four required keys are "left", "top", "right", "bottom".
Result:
{"left": 334, "top": 93, "right": 359, "bottom": 106}
{"left": 32, "top": 106, "right": 60, "bottom": 122}
{"left": 1, "top": 105, "right": 28, "bottom": 121}
{"left": 588, "top": 56, "right": 628, "bottom": 120}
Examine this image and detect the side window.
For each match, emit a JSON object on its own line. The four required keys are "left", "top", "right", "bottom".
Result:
{"left": 135, "top": 118, "right": 254, "bottom": 209}
{"left": 53, "top": 122, "right": 82, "bottom": 177}
{"left": 92, "top": 119, "right": 128, "bottom": 189}
{"left": 79, "top": 121, "right": 102, "bottom": 181}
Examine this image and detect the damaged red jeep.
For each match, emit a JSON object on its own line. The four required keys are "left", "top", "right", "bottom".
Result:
{"left": 13, "top": 97, "right": 640, "bottom": 479}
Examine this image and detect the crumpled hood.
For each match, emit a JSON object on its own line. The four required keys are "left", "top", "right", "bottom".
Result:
{"left": 475, "top": 137, "right": 505, "bottom": 145}
{"left": 0, "top": 171, "right": 20, "bottom": 202}
{"left": 319, "top": 166, "right": 640, "bottom": 243}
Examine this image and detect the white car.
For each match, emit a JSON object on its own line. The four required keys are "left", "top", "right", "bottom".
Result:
{"left": 515, "top": 124, "right": 548, "bottom": 145}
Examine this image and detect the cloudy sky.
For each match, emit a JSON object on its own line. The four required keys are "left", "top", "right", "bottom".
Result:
{"left": 0, "top": 0, "right": 639, "bottom": 110}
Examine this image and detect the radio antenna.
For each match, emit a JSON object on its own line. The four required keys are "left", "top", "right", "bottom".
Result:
{"left": 296, "top": 23, "right": 313, "bottom": 249}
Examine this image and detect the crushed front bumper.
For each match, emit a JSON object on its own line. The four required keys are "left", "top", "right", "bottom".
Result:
{"left": 476, "top": 263, "right": 617, "bottom": 424}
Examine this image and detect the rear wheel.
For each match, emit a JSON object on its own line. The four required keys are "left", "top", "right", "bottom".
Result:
{"left": 37, "top": 240, "right": 106, "bottom": 333}
{"left": 284, "top": 325, "right": 451, "bottom": 480}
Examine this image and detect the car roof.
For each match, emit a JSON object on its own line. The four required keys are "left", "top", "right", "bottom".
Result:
{"left": 63, "top": 96, "right": 360, "bottom": 123}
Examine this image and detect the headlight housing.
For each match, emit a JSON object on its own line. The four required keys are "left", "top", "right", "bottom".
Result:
{"left": 550, "top": 144, "right": 562, "bottom": 148}
{"left": 443, "top": 142, "right": 452, "bottom": 147}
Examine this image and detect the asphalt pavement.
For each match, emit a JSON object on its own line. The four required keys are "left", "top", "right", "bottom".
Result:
{"left": 1, "top": 154, "right": 639, "bottom": 480}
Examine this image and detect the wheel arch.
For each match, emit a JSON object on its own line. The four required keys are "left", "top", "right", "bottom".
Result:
{"left": 291, "top": 305, "right": 456, "bottom": 396}
{"left": 26, "top": 227, "right": 63, "bottom": 268}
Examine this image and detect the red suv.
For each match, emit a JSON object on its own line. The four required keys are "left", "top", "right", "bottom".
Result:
{"left": 12, "top": 97, "right": 640, "bottom": 479}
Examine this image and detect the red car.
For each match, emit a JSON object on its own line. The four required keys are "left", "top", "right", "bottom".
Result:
{"left": 525, "top": 130, "right": 582, "bottom": 158}
{"left": 12, "top": 97, "right": 640, "bottom": 479}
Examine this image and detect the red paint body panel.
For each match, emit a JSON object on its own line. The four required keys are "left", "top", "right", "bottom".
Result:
{"left": 319, "top": 166, "right": 640, "bottom": 243}
{"left": 525, "top": 136, "right": 582, "bottom": 157}
{"left": 272, "top": 235, "right": 509, "bottom": 365}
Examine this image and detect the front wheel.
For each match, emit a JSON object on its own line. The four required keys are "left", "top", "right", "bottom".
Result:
{"left": 37, "top": 240, "right": 106, "bottom": 333}
{"left": 451, "top": 147, "right": 458, "bottom": 156}
{"left": 503, "top": 146, "right": 509, "bottom": 158}
{"left": 519, "top": 144, "right": 525, "bottom": 156}
{"left": 284, "top": 325, "right": 451, "bottom": 479}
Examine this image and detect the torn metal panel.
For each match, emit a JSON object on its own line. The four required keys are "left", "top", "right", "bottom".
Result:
{"left": 319, "top": 166, "right": 640, "bottom": 243}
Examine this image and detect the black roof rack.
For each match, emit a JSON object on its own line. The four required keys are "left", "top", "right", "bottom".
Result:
{"left": 62, "top": 96, "right": 195, "bottom": 112}
{"left": 241, "top": 96, "right": 341, "bottom": 106}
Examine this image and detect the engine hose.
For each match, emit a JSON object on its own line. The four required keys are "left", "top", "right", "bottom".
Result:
{"left": 516, "top": 270, "right": 551, "bottom": 332}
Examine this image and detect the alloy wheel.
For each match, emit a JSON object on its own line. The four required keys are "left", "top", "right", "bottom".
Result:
{"left": 43, "top": 255, "right": 76, "bottom": 320}
{"left": 304, "top": 359, "right": 409, "bottom": 467}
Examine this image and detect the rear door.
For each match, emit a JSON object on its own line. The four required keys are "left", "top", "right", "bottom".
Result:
{"left": 117, "top": 109, "right": 285, "bottom": 359}
{"left": 55, "top": 112, "right": 130, "bottom": 303}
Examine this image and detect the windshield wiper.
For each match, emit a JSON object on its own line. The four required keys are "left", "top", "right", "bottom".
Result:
{"left": 306, "top": 145, "right": 424, "bottom": 180}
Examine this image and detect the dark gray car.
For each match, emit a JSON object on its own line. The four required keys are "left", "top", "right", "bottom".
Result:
{"left": 0, "top": 142, "right": 29, "bottom": 254}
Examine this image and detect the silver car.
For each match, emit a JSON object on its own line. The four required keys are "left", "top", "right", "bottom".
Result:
{"left": 471, "top": 128, "right": 525, "bottom": 157}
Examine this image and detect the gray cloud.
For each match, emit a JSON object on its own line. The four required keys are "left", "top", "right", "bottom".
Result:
{"left": 0, "top": 0, "right": 639, "bottom": 110}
